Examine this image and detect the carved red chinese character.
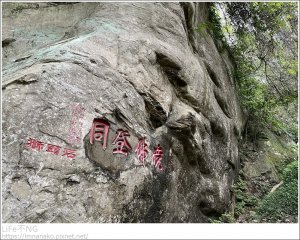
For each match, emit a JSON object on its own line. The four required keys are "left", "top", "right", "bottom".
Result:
{"left": 46, "top": 144, "right": 61, "bottom": 155}
{"left": 27, "top": 138, "right": 37, "bottom": 149}
{"left": 68, "top": 104, "right": 85, "bottom": 146}
{"left": 152, "top": 144, "right": 164, "bottom": 171}
{"left": 72, "top": 104, "right": 85, "bottom": 118}
{"left": 89, "top": 119, "right": 110, "bottom": 150}
{"left": 135, "top": 138, "right": 148, "bottom": 165}
{"left": 62, "top": 148, "right": 76, "bottom": 159}
{"left": 27, "top": 138, "right": 44, "bottom": 151}
{"left": 112, "top": 129, "right": 132, "bottom": 156}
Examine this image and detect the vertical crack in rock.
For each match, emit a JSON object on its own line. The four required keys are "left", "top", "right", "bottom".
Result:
{"left": 166, "top": 113, "right": 211, "bottom": 174}
{"left": 210, "top": 120, "right": 226, "bottom": 140}
{"left": 204, "top": 62, "right": 221, "bottom": 88}
{"left": 155, "top": 51, "right": 204, "bottom": 118}
{"left": 204, "top": 62, "right": 232, "bottom": 119}
{"left": 156, "top": 52, "right": 186, "bottom": 87}
{"left": 213, "top": 89, "right": 232, "bottom": 119}
{"left": 140, "top": 92, "right": 167, "bottom": 129}
{"left": 112, "top": 107, "right": 131, "bottom": 130}
{"left": 180, "top": 2, "right": 197, "bottom": 52}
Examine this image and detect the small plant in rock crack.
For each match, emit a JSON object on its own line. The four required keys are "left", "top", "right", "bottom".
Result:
{"left": 209, "top": 213, "right": 236, "bottom": 223}
{"left": 232, "top": 177, "right": 259, "bottom": 217}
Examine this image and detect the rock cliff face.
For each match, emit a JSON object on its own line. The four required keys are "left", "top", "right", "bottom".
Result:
{"left": 2, "top": 2, "right": 244, "bottom": 223}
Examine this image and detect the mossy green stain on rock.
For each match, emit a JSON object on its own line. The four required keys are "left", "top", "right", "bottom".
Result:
{"left": 243, "top": 129, "right": 297, "bottom": 183}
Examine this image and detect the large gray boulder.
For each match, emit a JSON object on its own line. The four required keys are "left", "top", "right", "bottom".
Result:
{"left": 2, "top": 2, "right": 244, "bottom": 223}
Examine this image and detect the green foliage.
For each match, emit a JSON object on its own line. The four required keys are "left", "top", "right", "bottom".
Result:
{"left": 232, "top": 177, "right": 259, "bottom": 217}
{"left": 208, "top": 2, "right": 298, "bottom": 139}
{"left": 257, "top": 161, "right": 298, "bottom": 222}
{"left": 269, "top": 104, "right": 298, "bottom": 141}
{"left": 194, "top": 22, "right": 212, "bottom": 37}
{"left": 210, "top": 213, "right": 236, "bottom": 223}
{"left": 282, "top": 161, "right": 298, "bottom": 182}
{"left": 207, "top": 3, "right": 229, "bottom": 52}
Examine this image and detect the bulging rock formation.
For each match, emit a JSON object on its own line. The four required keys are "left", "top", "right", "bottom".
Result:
{"left": 2, "top": 2, "right": 244, "bottom": 223}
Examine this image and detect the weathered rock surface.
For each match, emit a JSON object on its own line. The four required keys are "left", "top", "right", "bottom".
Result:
{"left": 240, "top": 128, "right": 297, "bottom": 198}
{"left": 2, "top": 2, "right": 244, "bottom": 223}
